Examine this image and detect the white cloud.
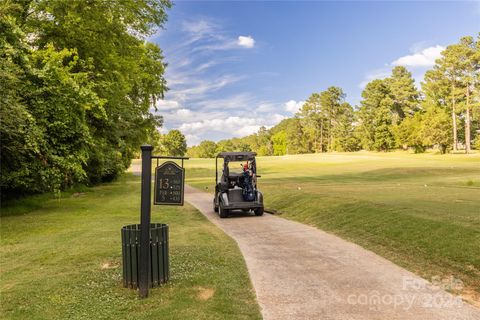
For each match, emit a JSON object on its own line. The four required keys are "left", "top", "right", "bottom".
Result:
{"left": 195, "top": 93, "right": 253, "bottom": 111}
{"left": 185, "top": 134, "right": 201, "bottom": 146}
{"left": 178, "top": 113, "right": 285, "bottom": 142}
{"left": 284, "top": 100, "right": 305, "bottom": 113}
{"left": 359, "top": 44, "right": 446, "bottom": 90}
{"left": 158, "top": 102, "right": 289, "bottom": 146}
{"left": 195, "top": 61, "right": 218, "bottom": 73}
{"left": 192, "top": 41, "right": 237, "bottom": 52}
{"left": 174, "top": 108, "right": 193, "bottom": 118}
{"left": 237, "top": 35, "right": 255, "bottom": 48}
{"left": 155, "top": 17, "right": 270, "bottom": 145}
{"left": 169, "top": 75, "right": 244, "bottom": 102}
{"left": 392, "top": 45, "right": 445, "bottom": 68}
{"left": 156, "top": 99, "right": 181, "bottom": 110}
{"left": 256, "top": 102, "right": 276, "bottom": 113}
{"left": 164, "top": 108, "right": 225, "bottom": 124}
{"left": 179, "top": 116, "right": 258, "bottom": 134}
{"left": 182, "top": 19, "right": 217, "bottom": 36}
{"left": 270, "top": 113, "right": 287, "bottom": 124}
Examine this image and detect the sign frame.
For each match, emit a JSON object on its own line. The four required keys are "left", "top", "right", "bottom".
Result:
{"left": 153, "top": 161, "right": 185, "bottom": 206}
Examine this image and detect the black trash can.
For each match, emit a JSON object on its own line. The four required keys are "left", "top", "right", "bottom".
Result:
{"left": 121, "top": 223, "right": 169, "bottom": 289}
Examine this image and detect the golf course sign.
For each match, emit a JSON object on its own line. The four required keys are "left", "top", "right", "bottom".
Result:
{"left": 154, "top": 161, "right": 185, "bottom": 205}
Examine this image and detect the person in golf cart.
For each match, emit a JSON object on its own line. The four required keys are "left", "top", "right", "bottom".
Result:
{"left": 242, "top": 161, "right": 255, "bottom": 201}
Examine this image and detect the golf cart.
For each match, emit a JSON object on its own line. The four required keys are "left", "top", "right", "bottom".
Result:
{"left": 213, "top": 152, "right": 264, "bottom": 218}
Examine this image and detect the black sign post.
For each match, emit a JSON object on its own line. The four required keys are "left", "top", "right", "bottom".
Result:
{"left": 139, "top": 145, "right": 152, "bottom": 298}
{"left": 138, "top": 145, "right": 188, "bottom": 298}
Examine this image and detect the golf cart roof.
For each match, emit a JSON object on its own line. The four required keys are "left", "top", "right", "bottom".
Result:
{"left": 216, "top": 152, "right": 257, "bottom": 161}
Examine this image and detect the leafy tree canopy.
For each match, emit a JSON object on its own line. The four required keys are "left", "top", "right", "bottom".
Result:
{"left": 0, "top": 0, "right": 171, "bottom": 199}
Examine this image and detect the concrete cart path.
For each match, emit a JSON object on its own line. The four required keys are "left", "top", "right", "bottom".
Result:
{"left": 184, "top": 185, "right": 480, "bottom": 320}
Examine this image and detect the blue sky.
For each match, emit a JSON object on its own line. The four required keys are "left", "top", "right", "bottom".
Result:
{"left": 151, "top": 1, "right": 480, "bottom": 146}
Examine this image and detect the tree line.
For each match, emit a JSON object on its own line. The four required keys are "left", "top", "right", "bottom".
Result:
{"left": 1, "top": 0, "right": 171, "bottom": 199}
{"left": 188, "top": 34, "right": 480, "bottom": 158}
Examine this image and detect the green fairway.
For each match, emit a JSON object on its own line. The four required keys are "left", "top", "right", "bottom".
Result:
{"left": 0, "top": 175, "right": 261, "bottom": 320}
{"left": 183, "top": 152, "right": 480, "bottom": 303}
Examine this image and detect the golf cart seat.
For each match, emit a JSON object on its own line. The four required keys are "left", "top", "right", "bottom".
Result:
{"left": 219, "top": 160, "right": 245, "bottom": 190}
{"left": 226, "top": 172, "right": 243, "bottom": 186}
{"left": 218, "top": 164, "right": 239, "bottom": 191}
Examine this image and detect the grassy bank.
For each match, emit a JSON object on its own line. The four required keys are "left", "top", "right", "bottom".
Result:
{"left": 182, "top": 151, "right": 480, "bottom": 304}
{"left": 0, "top": 174, "right": 261, "bottom": 320}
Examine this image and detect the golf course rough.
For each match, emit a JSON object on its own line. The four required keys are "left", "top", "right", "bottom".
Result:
{"left": 0, "top": 174, "right": 261, "bottom": 320}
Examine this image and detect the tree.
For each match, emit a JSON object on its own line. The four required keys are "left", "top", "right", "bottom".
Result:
{"left": 161, "top": 130, "right": 187, "bottom": 156}
{"left": 1, "top": 0, "right": 171, "bottom": 198}
{"left": 298, "top": 93, "right": 325, "bottom": 152}
{"left": 1, "top": 7, "right": 46, "bottom": 196}
{"left": 1, "top": 7, "right": 99, "bottom": 196}
{"left": 28, "top": 0, "right": 168, "bottom": 182}
{"left": 271, "top": 131, "right": 287, "bottom": 156}
{"left": 357, "top": 79, "right": 397, "bottom": 151}
{"left": 456, "top": 36, "right": 480, "bottom": 153}
{"left": 423, "top": 35, "right": 480, "bottom": 153}
{"left": 420, "top": 103, "right": 452, "bottom": 154}
{"left": 186, "top": 145, "right": 200, "bottom": 158}
{"left": 386, "top": 66, "right": 420, "bottom": 120}
{"left": 373, "top": 105, "right": 397, "bottom": 151}
{"left": 197, "top": 141, "right": 217, "bottom": 158}
{"left": 256, "top": 126, "right": 273, "bottom": 155}
{"left": 237, "top": 142, "right": 252, "bottom": 152}
{"left": 216, "top": 140, "right": 235, "bottom": 153}
{"left": 331, "top": 103, "right": 360, "bottom": 152}
{"left": 394, "top": 114, "right": 425, "bottom": 153}
{"left": 285, "top": 118, "right": 310, "bottom": 154}
{"left": 425, "top": 43, "right": 465, "bottom": 151}
{"left": 144, "top": 129, "right": 163, "bottom": 156}
{"left": 319, "top": 87, "right": 347, "bottom": 151}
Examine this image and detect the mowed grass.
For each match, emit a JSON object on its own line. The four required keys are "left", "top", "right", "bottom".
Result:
{"left": 183, "top": 152, "right": 480, "bottom": 303}
{"left": 0, "top": 174, "right": 261, "bottom": 320}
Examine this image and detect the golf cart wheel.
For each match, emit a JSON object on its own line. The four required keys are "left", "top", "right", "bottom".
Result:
{"left": 254, "top": 207, "right": 264, "bottom": 216}
{"left": 213, "top": 200, "right": 219, "bottom": 212}
{"left": 219, "top": 206, "right": 229, "bottom": 218}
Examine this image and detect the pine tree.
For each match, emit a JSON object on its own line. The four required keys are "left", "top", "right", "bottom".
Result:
{"left": 357, "top": 79, "right": 396, "bottom": 151}
{"left": 425, "top": 43, "right": 466, "bottom": 151}
{"left": 298, "top": 93, "right": 325, "bottom": 152}
{"left": 420, "top": 102, "right": 453, "bottom": 154}
{"left": 331, "top": 102, "right": 359, "bottom": 151}
{"left": 386, "top": 66, "right": 420, "bottom": 121}
{"left": 456, "top": 36, "right": 480, "bottom": 153}
{"left": 319, "top": 87, "right": 347, "bottom": 151}
{"left": 285, "top": 118, "right": 309, "bottom": 154}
